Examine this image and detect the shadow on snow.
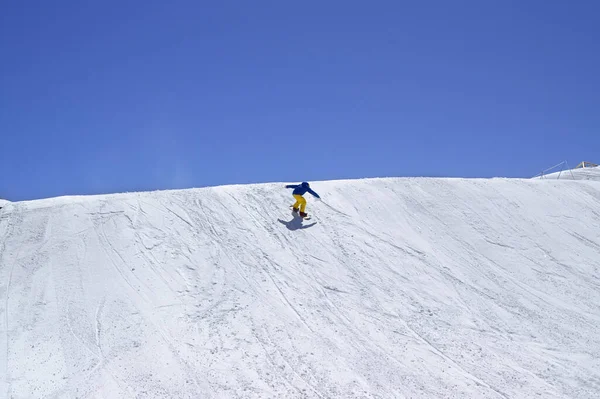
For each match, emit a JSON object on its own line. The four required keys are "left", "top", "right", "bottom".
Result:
{"left": 278, "top": 212, "right": 317, "bottom": 231}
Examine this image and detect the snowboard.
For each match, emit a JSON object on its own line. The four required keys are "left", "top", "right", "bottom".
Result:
{"left": 289, "top": 206, "right": 312, "bottom": 220}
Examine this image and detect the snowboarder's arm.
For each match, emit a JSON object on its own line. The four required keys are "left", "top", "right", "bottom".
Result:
{"left": 307, "top": 188, "right": 320, "bottom": 198}
{"left": 285, "top": 184, "right": 299, "bottom": 189}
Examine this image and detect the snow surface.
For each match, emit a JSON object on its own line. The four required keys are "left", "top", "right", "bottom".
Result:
{"left": 536, "top": 165, "right": 600, "bottom": 181}
{"left": 1, "top": 178, "right": 600, "bottom": 398}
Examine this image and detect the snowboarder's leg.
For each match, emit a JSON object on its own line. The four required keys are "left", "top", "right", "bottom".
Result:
{"left": 294, "top": 195, "right": 307, "bottom": 213}
{"left": 292, "top": 194, "right": 305, "bottom": 212}
{"left": 294, "top": 196, "right": 308, "bottom": 218}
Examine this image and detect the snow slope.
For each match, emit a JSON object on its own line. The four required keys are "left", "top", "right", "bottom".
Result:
{"left": 536, "top": 166, "right": 600, "bottom": 181}
{"left": 1, "top": 178, "right": 600, "bottom": 398}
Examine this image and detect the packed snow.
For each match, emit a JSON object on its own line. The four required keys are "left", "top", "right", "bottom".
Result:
{"left": 536, "top": 164, "right": 600, "bottom": 181}
{"left": 1, "top": 178, "right": 599, "bottom": 398}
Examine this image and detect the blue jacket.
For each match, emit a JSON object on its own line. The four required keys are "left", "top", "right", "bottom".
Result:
{"left": 286, "top": 182, "right": 320, "bottom": 198}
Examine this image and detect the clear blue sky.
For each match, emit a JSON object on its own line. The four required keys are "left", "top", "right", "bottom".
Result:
{"left": 1, "top": 1, "right": 599, "bottom": 201}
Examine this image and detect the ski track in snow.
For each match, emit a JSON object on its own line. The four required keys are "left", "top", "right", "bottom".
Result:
{"left": 1, "top": 177, "right": 600, "bottom": 398}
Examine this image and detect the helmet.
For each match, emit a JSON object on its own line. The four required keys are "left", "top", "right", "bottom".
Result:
{"left": 301, "top": 182, "right": 309, "bottom": 187}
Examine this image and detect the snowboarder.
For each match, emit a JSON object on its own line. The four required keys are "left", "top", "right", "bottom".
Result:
{"left": 285, "top": 182, "right": 320, "bottom": 218}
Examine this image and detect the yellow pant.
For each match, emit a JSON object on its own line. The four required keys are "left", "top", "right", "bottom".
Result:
{"left": 292, "top": 194, "right": 307, "bottom": 212}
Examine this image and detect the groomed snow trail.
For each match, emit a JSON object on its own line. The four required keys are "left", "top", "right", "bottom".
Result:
{"left": 1, "top": 178, "right": 599, "bottom": 398}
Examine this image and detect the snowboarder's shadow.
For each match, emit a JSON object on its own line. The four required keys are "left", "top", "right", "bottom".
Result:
{"left": 278, "top": 212, "right": 317, "bottom": 231}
